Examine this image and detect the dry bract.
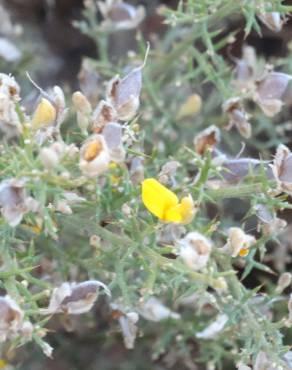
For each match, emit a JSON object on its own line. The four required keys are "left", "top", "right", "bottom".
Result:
{"left": 196, "top": 314, "right": 228, "bottom": 339}
{"left": 234, "top": 45, "right": 257, "bottom": 89}
{"left": 255, "top": 204, "right": 287, "bottom": 236}
{"left": 223, "top": 97, "right": 251, "bottom": 138}
{"left": 0, "top": 296, "right": 25, "bottom": 342}
{"left": 102, "top": 122, "right": 125, "bottom": 163}
{"left": 91, "top": 100, "right": 117, "bottom": 133}
{"left": 79, "top": 135, "right": 110, "bottom": 177}
{"left": 194, "top": 125, "right": 220, "bottom": 155}
{"left": 0, "top": 73, "right": 22, "bottom": 138}
{"left": 107, "top": 67, "right": 142, "bottom": 121}
{"left": 129, "top": 156, "right": 144, "bottom": 184}
{"left": 78, "top": 59, "right": 101, "bottom": 106}
{"left": 276, "top": 272, "right": 291, "bottom": 294}
{"left": 258, "top": 12, "right": 284, "bottom": 33}
{"left": 139, "top": 297, "right": 180, "bottom": 322}
{"left": 271, "top": 144, "right": 292, "bottom": 195}
{"left": 0, "top": 178, "right": 38, "bottom": 227}
{"left": 98, "top": 0, "right": 145, "bottom": 31}
{"left": 41, "top": 280, "right": 110, "bottom": 315}
{"left": 110, "top": 303, "right": 139, "bottom": 349}
{"left": 222, "top": 227, "right": 255, "bottom": 257}
{"left": 179, "top": 231, "right": 212, "bottom": 271}
{"left": 254, "top": 72, "right": 292, "bottom": 117}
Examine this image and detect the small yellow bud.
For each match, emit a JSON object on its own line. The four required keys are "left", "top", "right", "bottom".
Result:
{"left": 32, "top": 98, "right": 56, "bottom": 129}
{"left": 177, "top": 94, "right": 202, "bottom": 120}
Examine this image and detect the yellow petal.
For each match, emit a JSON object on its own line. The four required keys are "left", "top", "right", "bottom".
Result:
{"left": 165, "top": 195, "right": 195, "bottom": 224}
{"left": 164, "top": 204, "right": 182, "bottom": 222}
{"left": 179, "top": 195, "right": 195, "bottom": 224}
{"left": 142, "top": 178, "right": 178, "bottom": 220}
{"left": 0, "top": 359, "right": 7, "bottom": 369}
{"left": 32, "top": 98, "right": 56, "bottom": 129}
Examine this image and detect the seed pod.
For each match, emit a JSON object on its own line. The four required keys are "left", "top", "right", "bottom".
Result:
{"left": 79, "top": 135, "right": 111, "bottom": 177}
{"left": 41, "top": 280, "right": 110, "bottom": 315}
{"left": 194, "top": 125, "right": 220, "bottom": 155}
{"left": 179, "top": 231, "right": 212, "bottom": 271}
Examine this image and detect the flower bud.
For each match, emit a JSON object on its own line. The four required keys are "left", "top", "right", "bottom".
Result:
{"left": 72, "top": 91, "right": 92, "bottom": 134}
{"left": 176, "top": 93, "right": 202, "bottom": 120}
{"left": 32, "top": 98, "right": 56, "bottom": 129}
{"left": 179, "top": 231, "right": 212, "bottom": 271}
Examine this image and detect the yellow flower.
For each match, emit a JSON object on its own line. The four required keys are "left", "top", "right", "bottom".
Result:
{"left": 32, "top": 98, "right": 56, "bottom": 129}
{"left": 142, "top": 178, "right": 195, "bottom": 224}
{"left": 0, "top": 359, "right": 7, "bottom": 369}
